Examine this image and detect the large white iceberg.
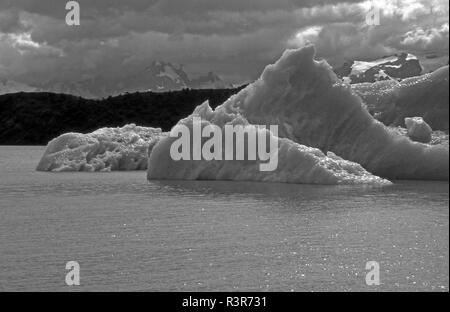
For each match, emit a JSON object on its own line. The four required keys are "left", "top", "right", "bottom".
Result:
{"left": 148, "top": 45, "right": 449, "bottom": 181}
{"left": 147, "top": 102, "right": 390, "bottom": 185}
{"left": 37, "top": 124, "right": 162, "bottom": 172}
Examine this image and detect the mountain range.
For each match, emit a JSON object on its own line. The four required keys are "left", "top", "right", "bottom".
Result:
{"left": 0, "top": 61, "right": 229, "bottom": 99}
{"left": 333, "top": 53, "right": 424, "bottom": 84}
{"left": 2, "top": 53, "right": 447, "bottom": 97}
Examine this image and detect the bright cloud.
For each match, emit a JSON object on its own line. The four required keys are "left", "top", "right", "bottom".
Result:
{"left": 401, "top": 23, "right": 449, "bottom": 50}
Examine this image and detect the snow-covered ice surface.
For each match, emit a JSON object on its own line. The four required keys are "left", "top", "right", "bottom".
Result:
{"left": 36, "top": 124, "right": 163, "bottom": 172}
{"left": 405, "top": 117, "right": 433, "bottom": 144}
{"left": 389, "top": 127, "right": 448, "bottom": 147}
{"left": 147, "top": 102, "right": 390, "bottom": 185}
{"left": 148, "top": 46, "right": 448, "bottom": 182}
{"left": 352, "top": 65, "right": 449, "bottom": 131}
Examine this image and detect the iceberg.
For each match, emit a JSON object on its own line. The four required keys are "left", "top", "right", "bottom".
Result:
{"left": 352, "top": 66, "right": 449, "bottom": 131}
{"left": 147, "top": 102, "right": 390, "bottom": 185}
{"left": 148, "top": 45, "right": 448, "bottom": 181}
{"left": 36, "top": 124, "right": 162, "bottom": 172}
{"left": 405, "top": 117, "right": 432, "bottom": 144}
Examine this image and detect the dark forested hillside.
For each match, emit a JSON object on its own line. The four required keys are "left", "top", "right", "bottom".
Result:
{"left": 0, "top": 87, "right": 245, "bottom": 145}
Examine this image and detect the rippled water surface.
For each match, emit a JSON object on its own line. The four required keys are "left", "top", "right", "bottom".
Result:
{"left": 0, "top": 146, "right": 448, "bottom": 291}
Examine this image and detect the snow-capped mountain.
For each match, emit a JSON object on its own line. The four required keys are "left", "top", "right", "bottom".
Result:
{"left": 140, "top": 61, "right": 228, "bottom": 91}
{"left": 0, "top": 61, "right": 228, "bottom": 98}
{"left": 189, "top": 71, "right": 227, "bottom": 89}
{"left": 139, "top": 61, "right": 191, "bottom": 91}
{"left": 334, "top": 53, "right": 423, "bottom": 84}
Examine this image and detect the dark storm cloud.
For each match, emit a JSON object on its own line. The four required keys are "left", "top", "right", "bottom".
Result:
{"left": 0, "top": 0, "right": 448, "bottom": 89}
{"left": 1, "top": 0, "right": 365, "bottom": 40}
{"left": 0, "top": 7, "right": 29, "bottom": 33}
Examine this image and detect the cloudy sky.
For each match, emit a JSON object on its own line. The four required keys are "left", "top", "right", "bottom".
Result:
{"left": 0, "top": 0, "right": 448, "bottom": 89}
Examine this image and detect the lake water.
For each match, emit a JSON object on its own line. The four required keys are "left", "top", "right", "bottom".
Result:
{"left": 0, "top": 146, "right": 448, "bottom": 292}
